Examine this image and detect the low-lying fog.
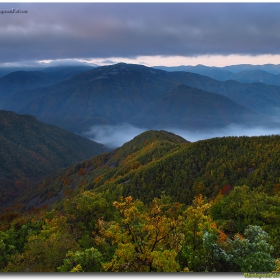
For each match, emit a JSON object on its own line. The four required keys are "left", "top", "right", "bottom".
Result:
{"left": 84, "top": 122, "right": 280, "bottom": 149}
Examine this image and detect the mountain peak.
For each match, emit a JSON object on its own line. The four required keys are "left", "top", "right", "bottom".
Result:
{"left": 129, "top": 129, "right": 188, "bottom": 149}
{"left": 108, "top": 130, "right": 189, "bottom": 162}
{"left": 128, "top": 130, "right": 189, "bottom": 145}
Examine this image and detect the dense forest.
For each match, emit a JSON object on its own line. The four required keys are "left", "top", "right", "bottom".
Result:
{"left": 0, "top": 110, "right": 107, "bottom": 207}
{"left": 1, "top": 130, "right": 280, "bottom": 272}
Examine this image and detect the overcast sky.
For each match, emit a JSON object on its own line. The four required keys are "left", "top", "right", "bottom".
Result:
{"left": 1, "top": 3, "right": 280, "bottom": 67}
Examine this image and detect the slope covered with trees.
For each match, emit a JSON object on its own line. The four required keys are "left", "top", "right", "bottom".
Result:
{"left": 0, "top": 110, "right": 107, "bottom": 207}
{"left": 0, "top": 185, "right": 278, "bottom": 272}
{"left": 22, "top": 130, "right": 280, "bottom": 208}
{"left": 1, "top": 130, "right": 280, "bottom": 272}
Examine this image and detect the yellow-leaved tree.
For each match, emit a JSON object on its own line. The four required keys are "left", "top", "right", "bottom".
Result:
{"left": 97, "top": 196, "right": 186, "bottom": 272}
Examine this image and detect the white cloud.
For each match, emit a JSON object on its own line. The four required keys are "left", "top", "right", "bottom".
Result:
{"left": 84, "top": 122, "right": 280, "bottom": 148}
{"left": 167, "top": 124, "right": 280, "bottom": 142}
{"left": 82, "top": 54, "right": 280, "bottom": 67}
{"left": 84, "top": 123, "right": 147, "bottom": 149}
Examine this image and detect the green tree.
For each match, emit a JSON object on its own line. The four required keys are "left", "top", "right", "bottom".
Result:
{"left": 211, "top": 185, "right": 280, "bottom": 256}
{"left": 212, "top": 225, "right": 276, "bottom": 272}
{"left": 236, "top": 225, "right": 275, "bottom": 272}
{"left": 4, "top": 215, "right": 79, "bottom": 272}
{"left": 57, "top": 247, "right": 103, "bottom": 272}
{"left": 179, "top": 194, "right": 219, "bottom": 272}
{"left": 0, "top": 231, "right": 16, "bottom": 270}
{"left": 64, "top": 191, "right": 111, "bottom": 248}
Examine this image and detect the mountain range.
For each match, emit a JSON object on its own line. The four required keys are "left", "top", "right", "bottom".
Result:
{"left": 0, "top": 66, "right": 44, "bottom": 79}
{"left": 155, "top": 63, "right": 280, "bottom": 74}
{"left": 1, "top": 63, "right": 279, "bottom": 137}
{"left": 0, "top": 65, "right": 95, "bottom": 104}
{"left": 226, "top": 69, "right": 280, "bottom": 86}
{"left": 131, "top": 84, "right": 260, "bottom": 129}
{"left": 154, "top": 64, "right": 280, "bottom": 82}
{"left": 2, "top": 62, "right": 280, "bottom": 272}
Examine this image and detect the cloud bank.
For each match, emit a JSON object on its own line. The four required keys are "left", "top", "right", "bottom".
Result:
{"left": 1, "top": 3, "right": 280, "bottom": 64}
{"left": 85, "top": 123, "right": 280, "bottom": 149}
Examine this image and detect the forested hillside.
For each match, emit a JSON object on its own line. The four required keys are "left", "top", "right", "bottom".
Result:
{"left": 22, "top": 130, "right": 280, "bottom": 208}
{"left": 0, "top": 110, "right": 107, "bottom": 207}
{"left": 1, "top": 130, "right": 280, "bottom": 272}
{"left": 2, "top": 62, "right": 280, "bottom": 272}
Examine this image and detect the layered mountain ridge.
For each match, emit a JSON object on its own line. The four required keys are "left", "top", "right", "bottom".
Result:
{"left": 2, "top": 62, "right": 280, "bottom": 273}
{"left": 155, "top": 64, "right": 280, "bottom": 87}
{"left": 1, "top": 63, "right": 278, "bottom": 136}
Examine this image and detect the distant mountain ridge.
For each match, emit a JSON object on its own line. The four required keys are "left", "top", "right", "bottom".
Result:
{"left": 2, "top": 63, "right": 179, "bottom": 133}
{"left": 154, "top": 64, "right": 280, "bottom": 85}
{"left": 154, "top": 65, "right": 234, "bottom": 81}
{"left": 0, "top": 71, "right": 59, "bottom": 104}
{"left": 226, "top": 70, "right": 280, "bottom": 86}
{"left": 1, "top": 62, "right": 280, "bottom": 138}
{"left": 223, "top": 63, "right": 280, "bottom": 74}
{"left": 0, "top": 63, "right": 96, "bottom": 78}
{"left": 0, "top": 65, "right": 95, "bottom": 104}
{"left": 131, "top": 84, "right": 261, "bottom": 129}
{"left": 155, "top": 63, "right": 280, "bottom": 75}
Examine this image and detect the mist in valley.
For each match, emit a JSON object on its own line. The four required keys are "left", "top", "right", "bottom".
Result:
{"left": 84, "top": 123, "right": 147, "bottom": 149}
{"left": 85, "top": 122, "right": 280, "bottom": 149}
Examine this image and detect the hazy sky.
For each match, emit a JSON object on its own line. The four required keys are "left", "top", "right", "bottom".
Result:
{"left": 1, "top": 2, "right": 280, "bottom": 67}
